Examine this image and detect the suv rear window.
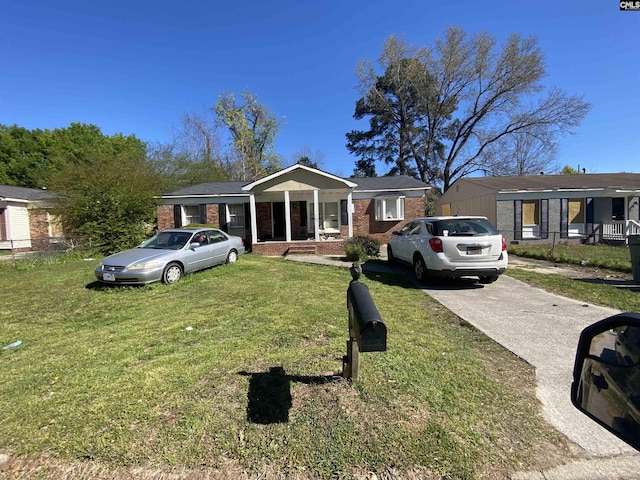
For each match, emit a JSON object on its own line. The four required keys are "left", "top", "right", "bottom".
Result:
{"left": 433, "top": 218, "right": 498, "bottom": 236}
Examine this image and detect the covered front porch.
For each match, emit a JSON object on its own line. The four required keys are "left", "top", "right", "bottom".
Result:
{"left": 242, "top": 165, "right": 358, "bottom": 251}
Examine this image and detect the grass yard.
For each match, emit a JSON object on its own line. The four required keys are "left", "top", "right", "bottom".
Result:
{"left": 508, "top": 242, "right": 633, "bottom": 272}
{"left": 0, "top": 255, "right": 576, "bottom": 479}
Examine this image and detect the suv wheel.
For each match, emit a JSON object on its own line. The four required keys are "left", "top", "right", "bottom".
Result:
{"left": 479, "top": 275, "right": 498, "bottom": 284}
{"left": 413, "top": 254, "right": 427, "bottom": 283}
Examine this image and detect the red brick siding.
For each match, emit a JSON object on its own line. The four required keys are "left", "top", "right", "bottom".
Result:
{"left": 349, "top": 197, "right": 424, "bottom": 244}
{"left": 252, "top": 240, "right": 345, "bottom": 256}
{"left": 157, "top": 205, "right": 173, "bottom": 231}
{"left": 27, "top": 209, "right": 51, "bottom": 251}
{"left": 206, "top": 205, "right": 220, "bottom": 227}
{"left": 256, "top": 203, "right": 272, "bottom": 239}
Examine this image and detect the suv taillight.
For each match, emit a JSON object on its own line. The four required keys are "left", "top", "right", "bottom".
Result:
{"left": 502, "top": 236, "right": 507, "bottom": 251}
{"left": 429, "top": 237, "right": 443, "bottom": 253}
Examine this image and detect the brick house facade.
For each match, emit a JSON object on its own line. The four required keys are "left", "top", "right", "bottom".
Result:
{"left": 158, "top": 165, "right": 431, "bottom": 256}
{"left": 0, "top": 185, "right": 62, "bottom": 253}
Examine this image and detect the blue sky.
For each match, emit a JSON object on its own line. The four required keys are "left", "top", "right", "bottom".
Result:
{"left": 1, "top": 0, "right": 638, "bottom": 178}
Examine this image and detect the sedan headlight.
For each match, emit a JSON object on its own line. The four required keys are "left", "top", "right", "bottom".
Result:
{"left": 128, "top": 261, "right": 163, "bottom": 272}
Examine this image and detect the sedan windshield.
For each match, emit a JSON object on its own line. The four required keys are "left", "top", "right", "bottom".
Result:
{"left": 139, "top": 232, "right": 193, "bottom": 250}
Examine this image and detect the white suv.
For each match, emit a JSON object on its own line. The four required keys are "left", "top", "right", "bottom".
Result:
{"left": 387, "top": 216, "right": 508, "bottom": 283}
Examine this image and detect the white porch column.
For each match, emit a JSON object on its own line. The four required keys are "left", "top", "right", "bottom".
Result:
{"left": 347, "top": 190, "right": 354, "bottom": 238}
{"left": 249, "top": 194, "right": 258, "bottom": 245}
{"left": 313, "top": 189, "right": 320, "bottom": 241}
{"left": 284, "top": 190, "right": 292, "bottom": 242}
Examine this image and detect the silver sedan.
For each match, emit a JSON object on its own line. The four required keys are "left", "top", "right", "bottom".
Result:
{"left": 95, "top": 228, "right": 245, "bottom": 285}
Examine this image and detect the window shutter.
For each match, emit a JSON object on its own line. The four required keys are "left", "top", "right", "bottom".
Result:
{"left": 585, "top": 197, "right": 594, "bottom": 239}
{"left": 560, "top": 198, "right": 569, "bottom": 238}
{"left": 514, "top": 200, "right": 522, "bottom": 240}
{"left": 540, "top": 199, "right": 549, "bottom": 239}
{"left": 199, "top": 204, "right": 207, "bottom": 224}
{"left": 218, "top": 203, "right": 227, "bottom": 232}
{"left": 340, "top": 200, "right": 348, "bottom": 225}
{"left": 173, "top": 205, "right": 182, "bottom": 228}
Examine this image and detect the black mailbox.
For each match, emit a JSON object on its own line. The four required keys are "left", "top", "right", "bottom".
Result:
{"left": 347, "top": 281, "right": 387, "bottom": 352}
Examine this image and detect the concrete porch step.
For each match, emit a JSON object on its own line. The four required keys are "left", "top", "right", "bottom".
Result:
{"left": 286, "top": 244, "right": 318, "bottom": 255}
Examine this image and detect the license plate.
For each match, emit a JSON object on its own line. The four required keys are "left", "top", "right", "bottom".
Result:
{"left": 467, "top": 247, "right": 482, "bottom": 255}
{"left": 103, "top": 273, "right": 116, "bottom": 281}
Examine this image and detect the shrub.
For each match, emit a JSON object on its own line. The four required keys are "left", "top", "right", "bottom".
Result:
{"left": 344, "top": 243, "right": 367, "bottom": 262}
{"left": 344, "top": 236, "right": 381, "bottom": 260}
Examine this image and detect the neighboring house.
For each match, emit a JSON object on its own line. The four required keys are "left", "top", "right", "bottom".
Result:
{"left": 0, "top": 185, "right": 63, "bottom": 252}
{"left": 436, "top": 173, "right": 640, "bottom": 244}
{"left": 157, "top": 164, "right": 431, "bottom": 255}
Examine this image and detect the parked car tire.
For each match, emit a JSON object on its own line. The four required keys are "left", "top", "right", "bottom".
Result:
{"left": 387, "top": 245, "right": 395, "bottom": 265}
{"left": 162, "top": 262, "right": 183, "bottom": 284}
{"left": 226, "top": 249, "right": 238, "bottom": 264}
{"left": 479, "top": 275, "right": 498, "bottom": 284}
{"left": 413, "top": 254, "right": 428, "bottom": 283}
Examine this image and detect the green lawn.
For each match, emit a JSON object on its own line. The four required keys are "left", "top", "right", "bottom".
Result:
{"left": 508, "top": 242, "right": 633, "bottom": 272}
{"left": 0, "top": 255, "right": 575, "bottom": 479}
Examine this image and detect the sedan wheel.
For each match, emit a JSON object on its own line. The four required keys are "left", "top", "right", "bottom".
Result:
{"left": 162, "top": 262, "right": 183, "bottom": 284}
{"left": 226, "top": 249, "right": 238, "bottom": 264}
{"left": 413, "top": 254, "right": 427, "bottom": 283}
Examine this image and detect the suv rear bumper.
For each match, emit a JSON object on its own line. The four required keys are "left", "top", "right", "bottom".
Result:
{"left": 427, "top": 267, "right": 506, "bottom": 279}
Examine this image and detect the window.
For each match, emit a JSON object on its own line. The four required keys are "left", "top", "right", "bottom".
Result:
{"left": 522, "top": 200, "right": 539, "bottom": 226}
{"left": 310, "top": 202, "right": 339, "bottom": 231}
{"left": 184, "top": 205, "right": 200, "bottom": 225}
{"left": 228, "top": 204, "right": 245, "bottom": 228}
{"left": 48, "top": 214, "right": 64, "bottom": 238}
{"left": 375, "top": 197, "right": 405, "bottom": 221}
{"left": 612, "top": 198, "right": 625, "bottom": 221}
{"left": 568, "top": 199, "right": 584, "bottom": 224}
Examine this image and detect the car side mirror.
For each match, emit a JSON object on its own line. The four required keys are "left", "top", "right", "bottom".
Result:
{"left": 189, "top": 242, "right": 200, "bottom": 249}
{"left": 391, "top": 231, "right": 400, "bottom": 236}
{"left": 571, "top": 312, "right": 640, "bottom": 451}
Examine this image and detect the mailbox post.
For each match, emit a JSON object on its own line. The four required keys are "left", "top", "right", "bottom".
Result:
{"left": 343, "top": 262, "right": 387, "bottom": 381}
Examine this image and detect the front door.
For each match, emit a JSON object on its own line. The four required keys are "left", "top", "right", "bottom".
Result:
{"left": 273, "top": 202, "right": 285, "bottom": 239}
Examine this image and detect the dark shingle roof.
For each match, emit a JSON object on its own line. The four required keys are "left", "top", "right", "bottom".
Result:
{"left": 163, "top": 181, "right": 249, "bottom": 196}
{"left": 162, "top": 175, "right": 431, "bottom": 197}
{"left": 459, "top": 173, "right": 640, "bottom": 192}
{"left": 349, "top": 175, "right": 431, "bottom": 191}
{"left": 0, "top": 184, "right": 59, "bottom": 202}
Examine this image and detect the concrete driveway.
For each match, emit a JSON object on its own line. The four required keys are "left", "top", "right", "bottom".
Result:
{"left": 418, "top": 274, "right": 632, "bottom": 456}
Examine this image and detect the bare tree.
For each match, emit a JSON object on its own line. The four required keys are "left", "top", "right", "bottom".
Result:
{"left": 149, "top": 111, "right": 229, "bottom": 188}
{"left": 214, "top": 90, "right": 282, "bottom": 181}
{"left": 482, "top": 127, "right": 558, "bottom": 176}
{"left": 348, "top": 28, "right": 591, "bottom": 190}
{"left": 287, "top": 145, "right": 325, "bottom": 169}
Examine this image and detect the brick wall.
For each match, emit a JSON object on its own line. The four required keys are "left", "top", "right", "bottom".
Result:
{"left": 256, "top": 203, "right": 272, "bottom": 239}
{"left": 252, "top": 240, "right": 345, "bottom": 256}
{"left": 157, "top": 205, "right": 173, "bottom": 231}
{"left": 349, "top": 197, "right": 424, "bottom": 244}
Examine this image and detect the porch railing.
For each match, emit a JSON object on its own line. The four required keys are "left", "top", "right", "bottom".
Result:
{"left": 601, "top": 220, "right": 640, "bottom": 240}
